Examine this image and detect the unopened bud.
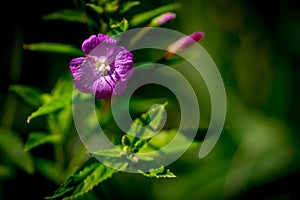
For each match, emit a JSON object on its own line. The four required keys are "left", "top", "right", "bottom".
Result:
{"left": 164, "top": 31, "right": 205, "bottom": 59}
{"left": 150, "top": 12, "right": 176, "bottom": 26}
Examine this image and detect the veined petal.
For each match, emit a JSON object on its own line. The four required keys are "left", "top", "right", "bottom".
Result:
{"left": 115, "top": 47, "right": 134, "bottom": 62}
{"left": 114, "top": 47, "right": 134, "bottom": 80}
{"left": 115, "top": 67, "right": 134, "bottom": 81}
{"left": 82, "top": 35, "right": 98, "bottom": 55}
{"left": 73, "top": 59, "right": 94, "bottom": 93}
{"left": 70, "top": 57, "right": 85, "bottom": 77}
{"left": 82, "top": 34, "right": 117, "bottom": 57}
{"left": 113, "top": 80, "right": 128, "bottom": 96}
{"left": 92, "top": 77, "right": 114, "bottom": 99}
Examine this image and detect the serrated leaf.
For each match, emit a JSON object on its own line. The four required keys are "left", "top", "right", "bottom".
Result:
{"left": 125, "top": 102, "right": 167, "bottom": 150}
{"left": 27, "top": 93, "right": 72, "bottom": 123}
{"left": 133, "top": 137, "right": 151, "bottom": 152}
{"left": 130, "top": 3, "right": 181, "bottom": 26}
{"left": 147, "top": 102, "right": 168, "bottom": 130}
{"left": 0, "top": 127, "right": 34, "bottom": 174}
{"left": 23, "top": 43, "right": 83, "bottom": 56}
{"left": 139, "top": 166, "right": 176, "bottom": 178}
{"left": 91, "top": 148, "right": 129, "bottom": 170}
{"left": 46, "top": 157, "right": 115, "bottom": 200}
{"left": 127, "top": 102, "right": 167, "bottom": 138}
{"left": 43, "top": 76, "right": 73, "bottom": 136}
{"left": 92, "top": 147, "right": 157, "bottom": 172}
{"left": 86, "top": 3, "right": 104, "bottom": 14}
{"left": 42, "top": 9, "right": 88, "bottom": 23}
{"left": 119, "top": 1, "right": 140, "bottom": 14}
{"left": 9, "top": 84, "right": 44, "bottom": 107}
{"left": 24, "top": 132, "right": 61, "bottom": 151}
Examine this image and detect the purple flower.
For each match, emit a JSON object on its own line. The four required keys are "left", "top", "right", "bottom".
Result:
{"left": 70, "top": 34, "right": 134, "bottom": 99}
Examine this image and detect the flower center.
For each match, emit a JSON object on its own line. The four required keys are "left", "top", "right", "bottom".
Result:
{"left": 90, "top": 56, "right": 111, "bottom": 75}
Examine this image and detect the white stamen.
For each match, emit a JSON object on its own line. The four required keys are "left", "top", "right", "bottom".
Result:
{"left": 92, "top": 56, "right": 111, "bottom": 75}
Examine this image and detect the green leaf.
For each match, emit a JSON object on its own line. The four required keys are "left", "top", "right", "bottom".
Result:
{"left": 86, "top": 3, "right": 104, "bottom": 14}
{"left": 65, "top": 143, "right": 88, "bottom": 175}
{"left": 46, "top": 157, "right": 116, "bottom": 200}
{"left": 36, "top": 158, "right": 66, "bottom": 184}
{"left": 128, "top": 102, "right": 167, "bottom": 137}
{"left": 0, "top": 164, "right": 15, "bottom": 180}
{"left": 57, "top": 104, "right": 73, "bottom": 135}
{"left": 108, "top": 18, "right": 129, "bottom": 35}
{"left": 91, "top": 148, "right": 130, "bottom": 171}
{"left": 24, "top": 132, "right": 61, "bottom": 152}
{"left": 114, "top": 102, "right": 168, "bottom": 154}
{"left": 51, "top": 74, "right": 74, "bottom": 96}
{"left": 47, "top": 77, "right": 74, "bottom": 135}
{"left": 27, "top": 93, "right": 72, "bottom": 123}
{"left": 0, "top": 127, "right": 34, "bottom": 174}
{"left": 119, "top": 1, "right": 140, "bottom": 14}
{"left": 139, "top": 129, "right": 200, "bottom": 154}
{"left": 146, "top": 102, "right": 168, "bottom": 130}
{"left": 139, "top": 166, "right": 176, "bottom": 178}
{"left": 125, "top": 102, "right": 167, "bottom": 150}
{"left": 120, "top": 18, "right": 129, "bottom": 31}
{"left": 130, "top": 3, "right": 181, "bottom": 26}
{"left": 9, "top": 84, "right": 43, "bottom": 107}
{"left": 23, "top": 43, "right": 83, "bottom": 56}
{"left": 104, "top": 1, "right": 119, "bottom": 13}
{"left": 91, "top": 103, "right": 189, "bottom": 174}
{"left": 42, "top": 9, "right": 88, "bottom": 23}
{"left": 92, "top": 147, "right": 157, "bottom": 172}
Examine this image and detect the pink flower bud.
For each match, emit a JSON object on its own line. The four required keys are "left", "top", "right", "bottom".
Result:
{"left": 150, "top": 12, "right": 176, "bottom": 26}
{"left": 164, "top": 32, "right": 205, "bottom": 59}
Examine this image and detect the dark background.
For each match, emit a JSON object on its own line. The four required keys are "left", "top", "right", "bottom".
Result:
{"left": 1, "top": 0, "right": 300, "bottom": 199}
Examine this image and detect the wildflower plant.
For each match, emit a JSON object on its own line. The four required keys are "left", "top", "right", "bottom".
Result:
{"left": 9, "top": 0, "right": 226, "bottom": 199}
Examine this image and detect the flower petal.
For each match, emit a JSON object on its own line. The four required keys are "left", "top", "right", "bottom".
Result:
{"left": 70, "top": 57, "right": 85, "bottom": 78}
{"left": 114, "top": 47, "right": 134, "bottom": 80}
{"left": 92, "top": 77, "right": 114, "bottom": 99}
{"left": 113, "top": 80, "right": 128, "bottom": 96}
{"left": 115, "top": 67, "right": 134, "bottom": 81}
{"left": 73, "top": 59, "right": 94, "bottom": 93}
{"left": 82, "top": 34, "right": 117, "bottom": 57}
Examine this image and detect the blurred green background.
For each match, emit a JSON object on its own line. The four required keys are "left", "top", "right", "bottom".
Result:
{"left": 1, "top": 0, "right": 300, "bottom": 199}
